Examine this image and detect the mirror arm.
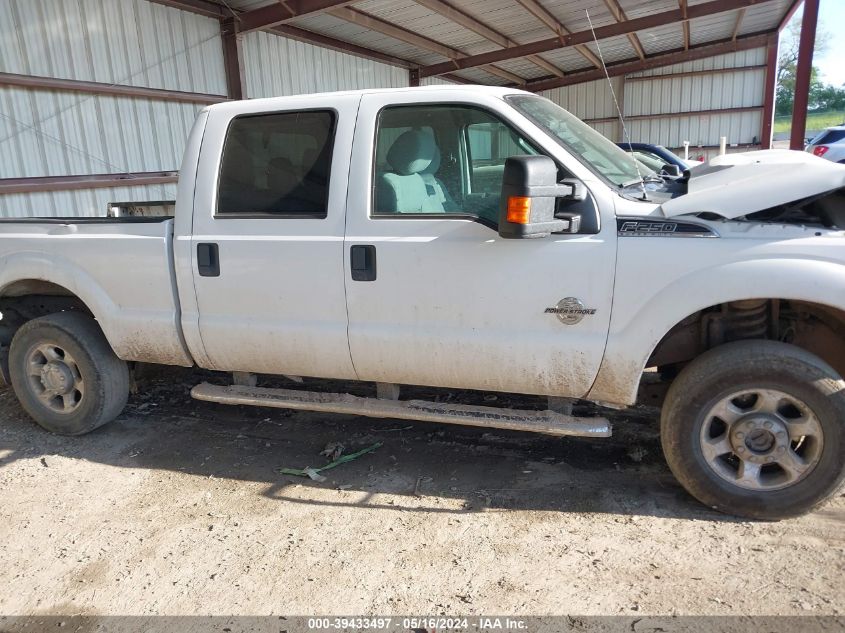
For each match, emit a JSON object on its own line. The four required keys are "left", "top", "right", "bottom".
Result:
{"left": 523, "top": 179, "right": 586, "bottom": 201}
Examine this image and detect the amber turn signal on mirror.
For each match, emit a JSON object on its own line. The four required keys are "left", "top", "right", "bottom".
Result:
{"left": 506, "top": 196, "right": 532, "bottom": 224}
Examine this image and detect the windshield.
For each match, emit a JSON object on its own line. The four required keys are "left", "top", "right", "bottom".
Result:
{"left": 507, "top": 94, "right": 653, "bottom": 187}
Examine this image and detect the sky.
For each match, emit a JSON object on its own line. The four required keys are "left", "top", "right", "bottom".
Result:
{"left": 789, "top": 0, "right": 845, "bottom": 87}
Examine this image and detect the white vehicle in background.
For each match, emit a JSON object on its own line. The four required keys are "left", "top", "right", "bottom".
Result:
{"left": 0, "top": 86, "right": 844, "bottom": 520}
{"left": 806, "top": 125, "right": 845, "bottom": 163}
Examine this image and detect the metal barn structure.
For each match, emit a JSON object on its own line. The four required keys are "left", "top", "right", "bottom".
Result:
{"left": 0, "top": 0, "right": 817, "bottom": 216}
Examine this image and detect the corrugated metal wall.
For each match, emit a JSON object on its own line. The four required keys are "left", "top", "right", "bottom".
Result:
{"left": 540, "top": 77, "right": 623, "bottom": 141}
{"left": 0, "top": 0, "right": 227, "bottom": 216}
{"left": 242, "top": 31, "right": 408, "bottom": 98}
{"left": 542, "top": 48, "right": 768, "bottom": 159}
{"left": 2, "top": 0, "right": 770, "bottom": 216}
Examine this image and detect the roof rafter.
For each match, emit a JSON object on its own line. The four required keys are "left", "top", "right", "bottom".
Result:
{"left": 524, "top": 31, "right": 771, "bottom": 92}
{"left": 148, "top": 0, "right": 228, "bottom": 19}
{"left": 328, "top": 6, "right": 526, "bottom": 84}
{"left": 732, "top": 7, "right": 747, "bottom": 41}
{"left": 512, "top": 0, "right": 603, "bottom": 69}
{"left": 419, "top": 0, "right": 776, "bottom": 79}
{"left": 238, "top": 0, "right": 356, "bottom": 34}
{"left": 679, "top": 0, "right": 691, "bottom": 50}
{"left": 602, "top": 0, "right": 646, "bottom": 61}
{"left": 413, "top": 0, "right": 565, "bottom": 77}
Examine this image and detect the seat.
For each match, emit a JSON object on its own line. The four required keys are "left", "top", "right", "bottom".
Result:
{"left": 378, "top": 130, "right": 449, "bottom": 213}
{"left": 420, "top": 146, "right": 458, "bottom": 212}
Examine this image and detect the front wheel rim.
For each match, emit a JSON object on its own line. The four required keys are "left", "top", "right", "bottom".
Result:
{"left": 24, "top": 343, "right": 85, "bottom": 414}
{"left": 698, "top": 388, "right": 823, "bottom": 491}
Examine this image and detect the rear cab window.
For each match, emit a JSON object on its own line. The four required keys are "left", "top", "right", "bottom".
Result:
{"left": 216, "top": 110, "right": 336, "bottom": 218}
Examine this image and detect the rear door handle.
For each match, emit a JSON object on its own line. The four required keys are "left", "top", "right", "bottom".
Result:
{"left": 197, "top": 242, "right": 220, "bottom": 277}
{"left": 350, "top": 244, "right": 376, "bottom": 281}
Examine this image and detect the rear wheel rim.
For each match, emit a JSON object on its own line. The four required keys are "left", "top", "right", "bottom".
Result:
{"left": 24, "top": 343, "right": 85, "bottom": 414}
{"left": 698, "top": 388, "right": 823, "bottom": 491}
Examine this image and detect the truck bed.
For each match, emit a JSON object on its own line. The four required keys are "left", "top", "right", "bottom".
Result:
{"left": 0, "top": 218, "right": 192, "bottom": 367}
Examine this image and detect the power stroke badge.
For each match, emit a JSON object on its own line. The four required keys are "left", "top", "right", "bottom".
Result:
{"left": 545, "top": 297, "right": 596, "bottom": 325}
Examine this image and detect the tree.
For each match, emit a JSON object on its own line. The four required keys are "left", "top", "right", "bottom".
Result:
{"left": 774, "top": 19, "right": 840, "bottom": 116}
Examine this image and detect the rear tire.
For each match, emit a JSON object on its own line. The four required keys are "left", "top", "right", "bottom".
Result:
{"left": 660, "top": 340, "right": 845, "bottom": 519}
{"left": 8, "top": 312, "right": 129, "bottom": 435}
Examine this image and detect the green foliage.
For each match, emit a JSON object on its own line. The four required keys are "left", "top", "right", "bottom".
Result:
{"left": 774, "top": 18, "right": 845, "bottom": 117}
{"left": 773, "top": 110, "right": 845, "bottom": 134}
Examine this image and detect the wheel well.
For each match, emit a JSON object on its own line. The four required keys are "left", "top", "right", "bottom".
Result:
{"left": 0, "top": 280, "right": 92, "bottom": 347}
{"left": 649, "top": 299, "right": 845, "bottom": 375}
{"left": 643, "top": 299, "right": 845, "bottom": 403}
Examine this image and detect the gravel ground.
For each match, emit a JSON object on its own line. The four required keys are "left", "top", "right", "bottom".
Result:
{"left": 0, "top": 366, "right": 843, "bottom": 624}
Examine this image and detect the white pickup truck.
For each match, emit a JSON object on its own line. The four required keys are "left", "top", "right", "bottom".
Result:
{"left": 2, "top": 86, "right": 845, "bottom": 519}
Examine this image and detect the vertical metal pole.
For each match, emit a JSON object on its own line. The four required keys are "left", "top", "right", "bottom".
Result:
{"left": 221, "top": 17, "right": 246, "bottom": 100}
{"left": 616, "top": 75, "right": 626, "bottom": 142}
{"left": 760, "top": 33, "right": 778, "bottom": 149}
{"left": 789, "top": 0, "right": 819, "bottom": 150}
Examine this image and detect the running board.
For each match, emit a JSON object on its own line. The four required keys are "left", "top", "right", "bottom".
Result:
{"left": 190, "top": 383, "right": 611, "bottom": 438}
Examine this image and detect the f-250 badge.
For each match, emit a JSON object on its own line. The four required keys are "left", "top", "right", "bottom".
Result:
{"left": 545, "top": 297, "right": 596, "bottom": 325}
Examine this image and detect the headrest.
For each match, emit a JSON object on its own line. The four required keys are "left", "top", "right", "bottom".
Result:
{"left": 422, "top": 145, "right": 441, "bottom": 175}
{"left": 387, "top": 130, "right": 436, "bottom": 175}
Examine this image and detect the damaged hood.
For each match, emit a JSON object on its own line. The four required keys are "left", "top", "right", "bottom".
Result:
{"left": 660, "top": 149, "right": 845, "bottom": 219}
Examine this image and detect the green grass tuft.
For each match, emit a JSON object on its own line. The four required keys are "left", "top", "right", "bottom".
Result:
{"left": 773, "top": 110, "right": 845, "bottom": 135}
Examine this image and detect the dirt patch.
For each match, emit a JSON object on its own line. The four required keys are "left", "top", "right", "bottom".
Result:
{"left": 0, "top": 366, "right": 843, "bottom": 618}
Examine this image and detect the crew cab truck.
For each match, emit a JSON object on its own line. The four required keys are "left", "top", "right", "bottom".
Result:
{"left": 2, "top": 86, "right": 845, "bottom": 520}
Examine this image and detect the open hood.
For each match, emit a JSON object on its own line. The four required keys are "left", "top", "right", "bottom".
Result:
{"left": 660, "top": 150, "right": 845, "bottom": 219}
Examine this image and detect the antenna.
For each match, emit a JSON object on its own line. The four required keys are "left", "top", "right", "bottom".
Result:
{"left": 585, "top": 8, "right": 648, "bottom": 201}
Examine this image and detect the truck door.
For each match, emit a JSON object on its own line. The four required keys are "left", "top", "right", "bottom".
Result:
{"left": 343, "top": 94, "right": 617, "bottom": 398}
{"left": 188, "top": 95, "right": 358, "bottom": 379}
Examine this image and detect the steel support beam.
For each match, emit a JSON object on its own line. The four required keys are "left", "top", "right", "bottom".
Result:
{"left": 602, "top": 0, "right": 646, "bottom": 60}
{"left": 524, "top": 32, "right": 771, "bottom": 92}
{"left": 760, "top": 33, "right": 779, "bottom": 149}
{"left": 419, "top": 0, "right": 775, "bottom": 79}
{"left": 238, "top": 0, "right": 356, "bottom": 34}
{"left": 585, "top": 105, "right": 762, "bottom": 125}
{"left": 330, "top": 6, "right": 526, "bottom": 84}
{"left": 0, "top": 172, "right": 178, "bottom": 195}
{"left": 0, "top": 72, "right": 227, "bottom": 104}
{"left": 778, "top": 0, "right": 803, "bottom": 31}
{"left": 147, "top": 0, "right": 227, "bottom": 19}
{"left": 221, "top": 18, "right": 245, "bottom": 100}
{"left": 269, "top": 25, "right": 412, "bottom": 68}
{"left": 413, "top": 0, "right": 565, "bottom": 77}
{"left": 679, "top": 0, "right": 690, "bottom": 50}
{"left": 731, "top": 7, "right": 747, "bottom": 40}
{"left": 624, "top": 64, "right": 766, "bottom": 81}
{"left": 790, "top": 0, "right": 819, "bottom": 150}
{"left": 513, "top": 0, "right": 602, "bottom": 68}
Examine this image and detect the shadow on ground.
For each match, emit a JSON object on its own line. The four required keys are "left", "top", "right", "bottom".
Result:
{"left": 0, "top": 364, "right": 733, "bottom": 521}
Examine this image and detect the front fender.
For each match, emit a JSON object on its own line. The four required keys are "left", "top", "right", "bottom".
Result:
{"left": 588, "top": 256, "right": 845, "bottom": 406}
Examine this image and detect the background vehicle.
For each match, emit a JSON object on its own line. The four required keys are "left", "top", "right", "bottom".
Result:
{"left": 0, "top": 86, "right": 844, "bottom": 520}
{"left": 617, "top": 142, "right": 701, "bottom": 177}
{"left": 806, "top": 125, "right": 845, "bottom": 163}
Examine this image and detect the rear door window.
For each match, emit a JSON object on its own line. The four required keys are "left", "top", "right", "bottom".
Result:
{"left": 817, "top": 130, "right": 845, "bottom": 145}
{"left": 217, "top": 110, "right": 336, "bottom": 217}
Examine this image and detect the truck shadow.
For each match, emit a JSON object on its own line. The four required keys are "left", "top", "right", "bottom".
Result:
{"left": 0, "top": 364, "right": 739, "bottom": 521}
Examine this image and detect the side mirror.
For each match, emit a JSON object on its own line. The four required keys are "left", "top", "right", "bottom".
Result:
{"left": 498, "top": 155, "right": 583, "bottom": 239}
{"left": 661, "top": 164, "right": 682, "bottom": 178}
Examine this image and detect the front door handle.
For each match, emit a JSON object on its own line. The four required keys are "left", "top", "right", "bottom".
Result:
{"left": 350, "top": 245, "right": 376, "bottom": 281}
{"left": 197, "top": 242, "right": 220, "bottom": 277}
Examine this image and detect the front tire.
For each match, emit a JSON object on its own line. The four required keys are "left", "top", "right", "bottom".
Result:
{"left": 661, "top": 340, "right": 845, "bottom": 519}
{"left": 8, "top": 312, "right": 129, "bottom": 435}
